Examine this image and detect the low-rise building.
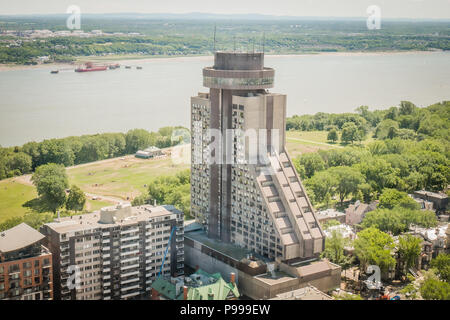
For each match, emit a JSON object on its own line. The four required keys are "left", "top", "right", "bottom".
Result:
{"left": 135, "top": 146, "right": 164, "bottom": 159}
{"left": 410, "top": 224, "right": 448, "bottom": 259}
{"left": 269, "top": 285, "right": 333, "bottom": 300}
{"left": 345, "top": 201, "right": 378, "bottom": 226}
{"left": 41, "top": 203, "right": 184, "bottom": 300}
{"left": 316, "top": 209, "right": 346, "bottom": 224}
{"left": 412, "top": 190, "right": 448, "bottom": 214}
{"left": 323, "top": 224, "right": 356, "bottom": 241}
{"left": 0, "top": 223, "right": 53, "bottom": 300}
{"left": 184, "top": 222, "right": 341, "bottom": 300}
{"left": 151, "top": 269, "right": 240, "bottom": 300}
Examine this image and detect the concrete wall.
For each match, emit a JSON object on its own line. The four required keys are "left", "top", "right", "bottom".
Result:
{"left": 184, "top": 241, "right": 239, "bottom": 285}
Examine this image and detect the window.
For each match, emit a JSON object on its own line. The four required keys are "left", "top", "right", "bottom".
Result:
{"left": 8, "top": 264, "right": 19, "bottom": 273}
{"left": 34, "top": 260, "right": 39, "bottom": 268}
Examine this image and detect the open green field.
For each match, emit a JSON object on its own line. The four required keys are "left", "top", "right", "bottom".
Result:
{"left": 286, "top": 130, "right": 338, "bottom": 157}
{"left": 0, "top": 178, "right": 37, "bottom": 223}
{"left": 67, "top": 154, "right": 190, "bottom": 200}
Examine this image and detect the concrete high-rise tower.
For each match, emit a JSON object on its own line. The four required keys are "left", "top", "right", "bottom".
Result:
{"left": 191, "top": 52, "right": 325, "bottom": 263}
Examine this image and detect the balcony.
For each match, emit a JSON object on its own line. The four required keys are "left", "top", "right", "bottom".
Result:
{"left": 120, "top": 284, "right": 140, "bottom": 292}
{"left": 121, "top": 278, "right": 139, "bottom": 285}
{"left": 121, "top": 243, "right": 139, "bottom": 249}
{"left": 121, "top": 228, "right": 139, "bottom": 235}
{"left": 121, "top": 291, "right": 140, "bottom": 299}
{"left": 120, "top": 250, "right": 139, "bottom": 257}
{"left": 121, "top": 263, "right": 139, "bottom": 271}
{"left": 121, "top": 270, "right": 139, "bottom": 278}
{"left": 120, "top": 235, "right": 139, "bottom": 242}
{"left": 121, "top": 256, "right": 139, "bottom": 264}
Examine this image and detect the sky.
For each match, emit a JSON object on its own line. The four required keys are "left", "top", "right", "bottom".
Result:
{"left": 0, "top": 0, "right": 449, "bottom": 19}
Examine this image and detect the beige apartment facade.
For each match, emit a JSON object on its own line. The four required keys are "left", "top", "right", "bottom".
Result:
{"left": 41, "top": 203, "right": 184, "bottom": 300}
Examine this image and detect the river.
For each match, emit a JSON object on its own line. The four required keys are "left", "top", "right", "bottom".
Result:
{"left": 0, "top": 51, "right": 449, "bottom": 147}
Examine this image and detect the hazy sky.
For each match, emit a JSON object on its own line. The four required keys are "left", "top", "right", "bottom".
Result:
{"left": 0, "top": 0, "right": 449, "bottom": 19}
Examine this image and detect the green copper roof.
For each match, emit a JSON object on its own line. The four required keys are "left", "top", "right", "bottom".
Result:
{"left": 151, "top": 269, "right": 240, "bottom": 300}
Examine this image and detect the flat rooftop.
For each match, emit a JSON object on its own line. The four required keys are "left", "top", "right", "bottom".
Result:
{"left": 44, "top": 204, "right": 177, "bottom": 234}
{"left": 414, "top": 190, "right": 448, "bottom": 199}
{"left": 184, "top": 229, "right": 253, "bottom": 261}
{"left": 254, "top": 270, "right": 296, "bottom": 286}
{"left": 270, "top": 285, "right": 333, "bottom": 300}
{"left": 0, "top": 223, "right": 45, "bottom": 253}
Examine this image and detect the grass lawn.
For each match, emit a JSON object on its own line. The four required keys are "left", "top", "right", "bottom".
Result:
{"left": 286, "top": 130, "right": 338, "bottom": 157}
{"left": 67, "top": 154, "right": 190, "bottom": 200}
{"left": 85, "top": 199, "right": 115, "bottom": 211}
{"left": 286, "top": 130, "right": 330, "bottom": 143}
{"left": 0, "top": 178, "right": 37, "bottom": 223}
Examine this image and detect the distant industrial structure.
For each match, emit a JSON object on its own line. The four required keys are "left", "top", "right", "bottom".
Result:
{"left": 0, "top": 223, "right": 53, "bottom": 300}
{"left": 40, "top": 203, "right": 184, "bottom": 300}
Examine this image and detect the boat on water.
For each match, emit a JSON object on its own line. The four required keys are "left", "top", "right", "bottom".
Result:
{"left": 136, "top": 66, "right": 143, "bottom": 70}
{"left": 109, "top": 63, "right": 120, "bottom": 70}
{"left": 50, "top": 70, "right": 59, "bottom": 74}
{"left": 75, "top": 62, "right": 108, "bottom": 72}
{"left": 125, "top": 66, "right": 132, "bottom": 69}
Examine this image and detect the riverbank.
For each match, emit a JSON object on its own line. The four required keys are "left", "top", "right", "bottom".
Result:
{"left": 0, "top": 50, "right": 441, "bottom": 72}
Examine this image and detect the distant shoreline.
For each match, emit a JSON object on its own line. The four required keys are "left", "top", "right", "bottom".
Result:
{"left": 0, "top": 50, "right": 444, "bottom": 72}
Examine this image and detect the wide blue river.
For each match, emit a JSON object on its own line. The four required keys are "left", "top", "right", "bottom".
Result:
{"left": 0, "top": 51, "right": 449, "bottom": 146}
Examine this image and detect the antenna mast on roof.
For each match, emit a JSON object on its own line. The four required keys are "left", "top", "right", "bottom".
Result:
{"left": 213, "top": 24, "right": 217, "bottom": 53}
{"left": 262, "top": 32, "right": 265, "bottom": 54}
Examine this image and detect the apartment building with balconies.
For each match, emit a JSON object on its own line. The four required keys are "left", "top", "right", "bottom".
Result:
{"left": 0, "top": 223, "right": 53, "bottom": 300}
{"left": 41, "top": 203, "right": 184, "bottom": 300}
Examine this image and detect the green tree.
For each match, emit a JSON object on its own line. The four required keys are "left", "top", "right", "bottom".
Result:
{"left": 361, "top": 208, "right": 437, "bottom": 235}
{"left": 125, "top": 129, "right": 154, "bottom": 154}
{"left": 420, "top": 272, "right": 450, "bottom": 300}
{"left": 354, "top": 227, "right": 396, "bottom": 273}
{"left": 397, "top": 235, "right": 422, "bottom": 270}
{"left": 31, "top": 163, "right": 69, "bottom": 213}
{"left": 297, "top": 153, "right": 325, "bottom": 179}
{"left": 375, "top": 119, "right": 399, "bottom": 140}
{"left": 431, "top": 254, "right": 450, "bottom": 283}
{"left": 305, "top": 170, "right": 337, "bottom": 206}
{"left": 327, "top": 166, "right": 364, "bottom": 204}
{"left": 65, "top": 185, "right": 86, "bottom": 212}
{"left": 321, "top": 229, "right": 346, "bottom": 264}
{"left": 327, "top": 129, "right": 339, "bottom": 143}
{"left": 378, "top": 188, "right": 419, "bottom": 210}
{"left": 341, "top": 122, "right": 358, "bottom": 144}
{"left": 6, "top": 152, "right": 32, "bottom": 175}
